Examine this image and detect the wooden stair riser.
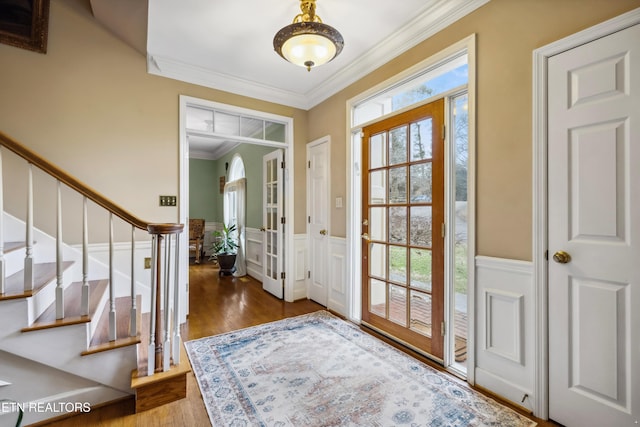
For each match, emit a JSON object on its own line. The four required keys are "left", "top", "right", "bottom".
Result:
{"left": 131, "top": 345, "right": 191, "bottom": 412}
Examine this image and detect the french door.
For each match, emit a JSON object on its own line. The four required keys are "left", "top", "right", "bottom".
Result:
{"left": 262, "top": 149, "right": 284, "bottom": 299}
{"left": 361, "top": 99, "right": 445, "bottom": 359}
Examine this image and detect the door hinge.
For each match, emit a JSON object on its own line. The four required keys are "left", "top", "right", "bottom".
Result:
{"left": 308, "top": 160, "right": 311, "bottom": 168}
{"left": 441, "top": 321, "right": 446, "bottom": 336}
{"left": 281, "top": 161, "right": 285, "bottom": 169}
{"left": 281, "top": 272, "right": 286, "bottom": 279}
{"left": 544, "top": 250, "right": 548, "bottom": 261}
{"left": 308, "top": 216, "right": 311, "bottom": 224}
{"left": 442, "top": 124, "right": 446, "bottom": 140}
{"left": 441, "top": 223, "right": 446, "bottom": 238}
{"left": 281, "top": 217, "right": 286, "bottom": 224}
{"left": 308, "top": 270, "right": 311, "bottom": 279}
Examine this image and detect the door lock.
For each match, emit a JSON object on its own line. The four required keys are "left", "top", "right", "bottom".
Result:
{"left": 319, "top": 229, "right": 327, "bottom": 235}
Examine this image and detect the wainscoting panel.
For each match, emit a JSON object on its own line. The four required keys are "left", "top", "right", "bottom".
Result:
{"left": 327, "top": 237, "right": 347, "bottom": 316}
{"left": 475, "top": 256, "right": 534, "bottom": 411}
{"left": 293, "top": 235, "right": 308, "bottom": 301}
{"left": 245, "top": 227, "right": 264, "bottom": 282}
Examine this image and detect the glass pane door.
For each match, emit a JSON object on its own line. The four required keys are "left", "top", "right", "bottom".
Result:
{"left": 361, "top": 99, "right": 445, "bottom": 359}
{"left": 262, "top": 149, "right": 284, "bottom": 299}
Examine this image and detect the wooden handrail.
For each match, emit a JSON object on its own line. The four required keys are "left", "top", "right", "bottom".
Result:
{"left": 0, "top": 131, "right": 150, "bottom": 230}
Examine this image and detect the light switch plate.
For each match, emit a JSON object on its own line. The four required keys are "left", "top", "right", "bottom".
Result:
{"left": 159, "top": 195, "right": 177, "bottom": 206}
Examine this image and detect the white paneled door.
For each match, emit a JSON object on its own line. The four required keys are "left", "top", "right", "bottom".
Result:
{"left": 263, "top": 149, "right": 284, "bottom": 299}
{"left": 307, "top": 138, "right": 330, "bottom": 306}
{"left": 548, "top": 24, "right": 639, "bottom": 426}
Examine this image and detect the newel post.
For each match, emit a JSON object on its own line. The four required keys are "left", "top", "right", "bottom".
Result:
{"left": 147, "top": 223, "right": 184, "bottom": 374}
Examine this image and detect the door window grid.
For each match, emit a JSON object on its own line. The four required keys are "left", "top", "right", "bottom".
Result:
{"left": 366, "top": 116, "right": 437, "bottom": 339}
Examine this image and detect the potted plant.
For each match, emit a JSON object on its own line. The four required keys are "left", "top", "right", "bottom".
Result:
{"left": 210, "top": 223, "right": 238, "bottom": 276}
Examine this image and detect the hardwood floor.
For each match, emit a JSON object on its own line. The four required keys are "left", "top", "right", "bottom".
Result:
{"left": 41, "top": 259, "right": 559, "bottom": 426}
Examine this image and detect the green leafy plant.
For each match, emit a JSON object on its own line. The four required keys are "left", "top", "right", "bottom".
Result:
{"left": 210, "top": 223, "right": 238, "bottom": 255}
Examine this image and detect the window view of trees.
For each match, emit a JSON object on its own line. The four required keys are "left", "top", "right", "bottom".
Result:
{"left": 360, "top": 56, "right": 470, "bottom": 368}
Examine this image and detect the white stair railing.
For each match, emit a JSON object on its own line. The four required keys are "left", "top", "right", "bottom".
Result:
{"left": 130, "top": 225, "right": 137, "bottom": 337}
{"left": 147, "top": 224, "right": 183, "bottom": 374}
{"left": 108, "top": 213, "right": 116, "bottom": 341}
{"left": 81, "top": 197, "right": 89, "bottom": 316}
{"left": 24, "top": 163, "right": 34, "bottom": 292}
{"left": 1, "top": 130, "right": 184, "bottom": 375}
{"left": 0, "top": 148, "right": 4, "bottom": 295}
{"left": 55, "top": 180, "right": 64, "bottom": 319}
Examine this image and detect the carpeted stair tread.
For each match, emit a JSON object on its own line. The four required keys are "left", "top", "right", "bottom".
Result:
{"left": 21, "top": 279, "right": 109, "bottom": 332}
{"left": 83, "top": 295, "right": 141, "bottom": 355}
{"left": 0, "top": 261, "right": 74, "bottom": 301}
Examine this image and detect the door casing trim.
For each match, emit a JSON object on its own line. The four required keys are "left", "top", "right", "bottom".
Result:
{"left": 346, "top": 33, "right": 477, "bottom": 382}
{"left": 532, "top": 6, "right": 640, "bottom": 419}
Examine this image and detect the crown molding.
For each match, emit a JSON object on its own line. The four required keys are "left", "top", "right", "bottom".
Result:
{"left": 148, "top": 0, "right": 489, "bottom": 111}
{"left": 148, "top": 55, "right": 311, "bottom": 110}
{"left": 305, "top": 0, "right": 490, "bottom": 108}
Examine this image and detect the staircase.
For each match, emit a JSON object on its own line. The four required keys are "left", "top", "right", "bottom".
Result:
{"left": 0, "top": 132, "right": 188, "bottom": 426}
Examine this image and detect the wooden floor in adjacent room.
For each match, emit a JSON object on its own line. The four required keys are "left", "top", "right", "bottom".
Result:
{"left": 42, "top": 259, "right": 559, "bottom": 427}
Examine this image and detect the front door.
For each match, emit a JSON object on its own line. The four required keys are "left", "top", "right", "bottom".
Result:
{"left": 548, "top": 24, "right": 639, "bottom": 426}
{"left": 262, "top": 149, "right": 284, "bottom": 299}
{"left": 361, "top": 99, "right": 445, "bottom": 359}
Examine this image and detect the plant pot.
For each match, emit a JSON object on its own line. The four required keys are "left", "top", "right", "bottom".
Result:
{"left": 217, "top": 253, "right": 237, "bottom": 276}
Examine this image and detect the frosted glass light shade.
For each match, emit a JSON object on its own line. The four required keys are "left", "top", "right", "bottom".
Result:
{"left": 281, "top": 33, "right": 336, "bottom": 68}
{"left": 274, "top": 21, "right": 344, "bottom": 71}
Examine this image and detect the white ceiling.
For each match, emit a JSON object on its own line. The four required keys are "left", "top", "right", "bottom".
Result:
{"left": 90, "top": 0, "right": 488, "bottom": 157}
{"left": 143, "top": 0, "right": 489, "bottom": 110}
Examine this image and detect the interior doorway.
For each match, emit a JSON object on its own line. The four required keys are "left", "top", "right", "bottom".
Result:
{"left": 178, "top": 96, "right": 296, "bottom": 321}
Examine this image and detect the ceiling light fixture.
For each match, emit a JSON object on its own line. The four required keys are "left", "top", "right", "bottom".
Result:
{"left": 273, "top": 0, "right": 344, "bottom": 72}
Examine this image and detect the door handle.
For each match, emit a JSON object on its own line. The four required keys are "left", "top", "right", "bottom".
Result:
{"left": 260, "top": 227, "right": 266, "bottom": 232}
{"left": 361, "top": 233, "right": 370, "bottom": 242}
{"left": 552, "top": 250, "right": 571, "bottom": 264}
{"left": 319, "top": 229, "right": 327, "bottom": 235}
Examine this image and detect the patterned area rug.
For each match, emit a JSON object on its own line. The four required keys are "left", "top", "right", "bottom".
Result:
{"left": 185, "top": 311, "right": 535, "bottom": 426}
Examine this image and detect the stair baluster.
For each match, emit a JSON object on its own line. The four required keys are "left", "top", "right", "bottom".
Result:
{"left": 81, "top": 196, "right": 90, "bottom": 316}
{"left": 0, "top": 147, "right": 4, "bottom": 295}
{"left": 130, "top": 225, "right": 137, "bottom": 337}
{"left": 147, "top": 232, "right": 158, "bottom": 375}
{"left": 146, "top": 224, "right": 184, "bottom": 374}
{"left": 162, "top": 232, "right": 172, "bottom": 371}
{"left": 108, "top": 213, "right": 116, "bottom": 341}
{"left": 24, "top": 163, "right": 34, "bottom": 291}
{"left": 172, "top": 231, "right": 181, "bottom": 364}
{"left": 55, "top": 180, "right": 64, "bottom": 319}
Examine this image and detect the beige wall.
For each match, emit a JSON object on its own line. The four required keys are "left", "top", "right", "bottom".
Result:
{"left": 0, "top": 0, "right": 308, "bottom": 240}
{"left": 308, "top": 0, "right": 638, "bottom": 261}
{"left": 1, "top": 0, "right": 636, "bottom": 252}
